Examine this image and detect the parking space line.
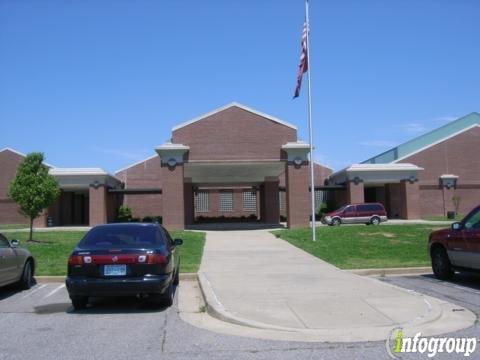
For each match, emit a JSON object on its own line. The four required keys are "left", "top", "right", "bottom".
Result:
{"left": 21, "top": 284, "right": 47, "bottom": 299}
{"left": 42, "top": 284, "right": 65, "bottom": 299}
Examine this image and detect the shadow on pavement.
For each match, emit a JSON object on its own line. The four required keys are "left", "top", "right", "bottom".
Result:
{"left": 421, "top": 272, "right": 480, "bottom": 291}
{"left": 0, "top": 278, "right": 38, "bottom": 301}
{"left": 57, "top": 286, "right": 178, "bottom": 315}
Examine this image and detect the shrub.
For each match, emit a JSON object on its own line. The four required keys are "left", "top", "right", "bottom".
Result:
{"left": 117, "top": 205, "right": 133, "bottom": 222}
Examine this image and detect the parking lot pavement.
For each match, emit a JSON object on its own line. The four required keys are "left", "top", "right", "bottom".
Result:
{"left": 0, "top": 275, "right": 478, "bottom": 360}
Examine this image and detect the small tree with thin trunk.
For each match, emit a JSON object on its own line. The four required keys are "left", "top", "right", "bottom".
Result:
{"left": 8, "top": 153, "right": 60, "bottom": 242}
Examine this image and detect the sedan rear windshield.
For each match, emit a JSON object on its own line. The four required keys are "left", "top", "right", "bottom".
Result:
{"left": 79, "top": 226, "right": 166, "bottom": 248}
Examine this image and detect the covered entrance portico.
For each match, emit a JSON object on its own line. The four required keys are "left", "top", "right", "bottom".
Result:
{"left": 328, "top": 163, "right": 424, "bottom": 219}
{"left": 156, "top": 141, "right": 312, "bottom": 230}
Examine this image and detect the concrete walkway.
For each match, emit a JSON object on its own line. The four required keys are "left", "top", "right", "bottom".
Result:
{"left": 198, "top": 230, "right": 475, "bottom": 342}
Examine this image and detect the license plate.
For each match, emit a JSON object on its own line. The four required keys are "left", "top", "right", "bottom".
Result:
{"left": 104, "top": 264, "right": 127, "bottom": 276}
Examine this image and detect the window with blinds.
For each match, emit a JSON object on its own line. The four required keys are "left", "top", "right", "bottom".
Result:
{"left": 194, "top": 191, "right": 209, "bottom": 212}
{"left": 243, "top": 191, "right": 257, "bottom": 212}
{"left": 219, "top": 191, "right": 233, "bottom": 212}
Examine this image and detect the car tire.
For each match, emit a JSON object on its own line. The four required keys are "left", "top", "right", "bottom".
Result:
{"left": 162, "top": 282, "right": 174, "bottom": 307}
{"left": 71, "top": 296, "right": 89, "bottom": 310}
{"left": 173, "top": 269, "right": 179, "bottom": 286}
{"left": 19, "top": 260, "right": 34, "bottom": 290}
{"left": 332, "top": 218, "right": 341, "bottom": 226}
{"left": 431, "top": 247, "right": 454, "bottom": 280}
{"left": 370, "top": 216, "right": 381, "bottom": 226}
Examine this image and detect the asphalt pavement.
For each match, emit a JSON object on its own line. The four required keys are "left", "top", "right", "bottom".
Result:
{"left": 0, "top": 273, "right": 478, "bottom": 360}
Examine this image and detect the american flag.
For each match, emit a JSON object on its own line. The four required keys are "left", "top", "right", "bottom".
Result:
{"left": 293, "top": 22, "right": 309, "bottom": 98}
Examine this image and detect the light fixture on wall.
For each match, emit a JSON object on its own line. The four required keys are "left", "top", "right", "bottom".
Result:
{"left": 167, "top": 158, "right": 177, "bottom": 167}
{"left": 293, "top": 157, "right": 303, "bottom": 166}
{"left": 409, "top": 175, "right": 417, "bottom": 184}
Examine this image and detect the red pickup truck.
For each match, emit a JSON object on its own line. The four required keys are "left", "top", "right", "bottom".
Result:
{"left": 429, "top": 205, "right": 480, "bottom": 279}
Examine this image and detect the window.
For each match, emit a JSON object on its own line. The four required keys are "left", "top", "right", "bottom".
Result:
{"left": 344, "top": 206, "right": 355, "bottom": 214}
{"left": 194, "top": 191, "right": 209, "bottom": 213}
{"left": 220, "top": 191, "right": 234, "bottom": 212}
{"left": 243, "top": 191, "right": 257, "bottom": 212}
{"left": 465, "top": 209, "right": 480, "bottom": 230}
{"left": 79, "top": 225, "right": 166, "bottom": 248}
{"left": 279, "top": 191, "right": 286, "bottom": 211}
{"left": 314, "top": 190, "right": 324, "bottom": 210}
{"left": 0, "top": 234, "right": 9, "bottom": 248}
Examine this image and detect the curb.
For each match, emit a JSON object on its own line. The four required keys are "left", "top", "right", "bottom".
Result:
{"left": 196, "top": 271, "right": 476, "bottom": 342}
{"left": 348, "top": 267, "right": 432, "bottom": 277}
{"left": 35, "top": 272, "right": 198, "bottom": 284}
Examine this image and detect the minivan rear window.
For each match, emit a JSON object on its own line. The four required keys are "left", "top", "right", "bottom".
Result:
{"left": 79, "top": 225, "right": 166, "bottom": 248}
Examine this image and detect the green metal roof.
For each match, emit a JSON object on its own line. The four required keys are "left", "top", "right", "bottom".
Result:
{"left": 362, "top": 112, "right": 480, "bottom": 164}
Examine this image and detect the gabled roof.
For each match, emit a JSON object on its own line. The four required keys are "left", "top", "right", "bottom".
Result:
{"left": 0, "top": 147, "right": 55, "bottom": 168}
{"left": 171, "top": 102, "right": 298, "bottom": 131}
{"left": 362, "top": 112, "right": 480, "bottom": 164}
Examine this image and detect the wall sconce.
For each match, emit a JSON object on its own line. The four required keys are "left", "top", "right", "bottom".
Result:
{"left": 293, "top": 157, "right": 303, "bottom": 166}
{"left": 167, "top": 158, "right": 177, "bottom": 167}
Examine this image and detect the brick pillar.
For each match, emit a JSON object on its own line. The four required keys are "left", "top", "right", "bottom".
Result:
{"left": 264, "top": 178, "right": 280, "bottom": 224}
{"left": 347, "top": 180, "right": 364, "bottom": 204}
{"left": 285, "top": 162, "right": 310, "bottom": 228}
{"left": 442, "top": 187, "right": 455, "bottom": 217}
{"left": 89, "top": 185, "right": 107, "bottom": 226}
{"left": 161, "top": 163, "right": 185, "bottom": 230}
{"left": 399, "top": 180, "right": 420, "bottom": 219}
{"left": 184, "top": 182, "right": 194, "bottom": 226}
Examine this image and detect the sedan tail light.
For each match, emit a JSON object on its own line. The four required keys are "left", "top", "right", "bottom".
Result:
{"left": 147, "top": 254, "right": 167, "bottom": 266}
{"left": 68, "top": 255, "right": 83, "bottom": 265}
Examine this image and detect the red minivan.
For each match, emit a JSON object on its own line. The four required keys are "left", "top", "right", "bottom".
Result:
{"left": 321, "top": 203, "right": 388, "bottom": 226}
{"left": 429, "top": 205, "right": 480, "bottom": 279}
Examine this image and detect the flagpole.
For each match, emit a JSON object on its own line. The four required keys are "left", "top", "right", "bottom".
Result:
{"left": 305, "top": 0, "right": 316, "bottom": 241}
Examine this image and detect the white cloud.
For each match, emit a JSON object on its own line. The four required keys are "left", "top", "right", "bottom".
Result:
{"left": 432, "top": 115, "right": 457, "bottom": 123}
{"left": 400, "top": 122, "right": 427, "bottom": 134}
{"left": 358, "top": 140, "right": 397, "bottom": 147}
{"left": 91, "top": 146, "right": 153, "bottom": 161}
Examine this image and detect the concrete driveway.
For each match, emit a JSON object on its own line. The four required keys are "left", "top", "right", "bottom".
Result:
{"left": 197, "top": 229, "right": 475, "bottom": 342}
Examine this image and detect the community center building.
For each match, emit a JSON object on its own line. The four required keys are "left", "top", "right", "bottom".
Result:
{"left": 0, "top": 103, "right": 479, "bottom": 229}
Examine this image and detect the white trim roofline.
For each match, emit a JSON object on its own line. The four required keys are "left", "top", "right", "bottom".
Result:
{"left": 171, "top": 102, "right": 298, "bottom": 132}
{"left": 115, "top": 154, "right": 159, "bottom": 175}
{"left": 0, "top": 147, "right": 55, "bottom": 168}
{"left": 392, "top": 124, "right": 480, "bottom": 164}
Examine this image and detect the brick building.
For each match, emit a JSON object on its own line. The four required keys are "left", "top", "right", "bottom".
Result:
{"left": 0, "top": 104, "right": 478, "bottom": 228}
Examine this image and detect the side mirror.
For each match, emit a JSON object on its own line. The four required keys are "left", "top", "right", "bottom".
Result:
{"left": 451, "top": 222, "right": 462, "bottom": 231}
{"left": 174, "top": 238, "right": 183, "bottom": 246}
{"left": 10, "top": 239, "right": 19, "bottom": 247}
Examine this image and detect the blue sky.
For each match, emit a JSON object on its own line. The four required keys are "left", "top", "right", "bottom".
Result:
{"left": 0, "top": 0, "right": 478, "bottom": 173}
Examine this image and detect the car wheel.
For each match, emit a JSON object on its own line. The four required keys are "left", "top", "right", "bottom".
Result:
{"left": 332, "top": 218, "right": 341, "bottom": 226}
{"left": 370, "top": 216, "right": 381, "bottom": 226}
{"left": 71, "top": 296, "right": 89, "bottom": 310}
{"left": 173, "top": 269, "right": 179, "bottom": 286}
{"left": 19, "top": 260, "right": 34, "bottom": 290}
{"left": 162, "top": 282, "right": 174, "bottom": 307}
{"left": 431, "top": 247, "right": 453, "bottom": 280}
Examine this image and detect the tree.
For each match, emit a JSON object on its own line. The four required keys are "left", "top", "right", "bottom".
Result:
{"left": 8, "top": 153, "right": 60, "bottom": 242}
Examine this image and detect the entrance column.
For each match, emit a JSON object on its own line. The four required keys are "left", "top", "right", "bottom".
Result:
{"left": 399, "top": 178, "right": 420, "bottom": 219}
{"left": 282, "top": 142, "right": 310, "bottom": 229}
{"left": 264, "top": 177, "right": 280, "bottom": 224}
{"left": 184, "top": 179, "right": 194, "bottom": 226}
{"left": 156, "top": 143, "right": 190, "bottom": 230}
{"left": 347, "top": 179, "right": 364, "bottom": 204}
{"left": 89, "top": 184, "right": 107, "bottom": 226}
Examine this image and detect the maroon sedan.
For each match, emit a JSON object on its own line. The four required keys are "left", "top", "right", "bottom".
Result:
{"left": 429, "top": 205, "right": 480, "bottom": 279}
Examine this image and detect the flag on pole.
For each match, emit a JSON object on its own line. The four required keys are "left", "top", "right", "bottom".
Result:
{"left": 293, "top": 22, "right": 309, "bottom": 98}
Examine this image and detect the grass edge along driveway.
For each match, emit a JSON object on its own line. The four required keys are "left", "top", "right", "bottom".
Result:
{"left": 272, "top": 224, "right": 446, "bottom": 269}
{"left": 3, "top": 230, "right": 206, "bottom": 276}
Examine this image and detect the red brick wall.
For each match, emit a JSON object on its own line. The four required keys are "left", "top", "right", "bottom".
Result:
{"left": 399, "top": 126, "right": 480, "bottom": 216}
{"left": 116, "top": 155, "right": 163, "bottom": 220}
{"left": 279, "top": 162, "right": 333, "bottom": 187}
{"left": 172, "top": 106, "right": 297, "bottom": 161}
{"left": 0, "top": 149, "right": 28, "bottom": 224}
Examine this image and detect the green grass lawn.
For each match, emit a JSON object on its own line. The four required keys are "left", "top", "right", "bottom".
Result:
{"left": 3, "top": 230, "right": 205, "bottom": 275}
{"left": 0, "top": 224, "right": 28, "bottom": 230}
{"left": 272, "top": 224, "right": 446, "bottom": 269}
